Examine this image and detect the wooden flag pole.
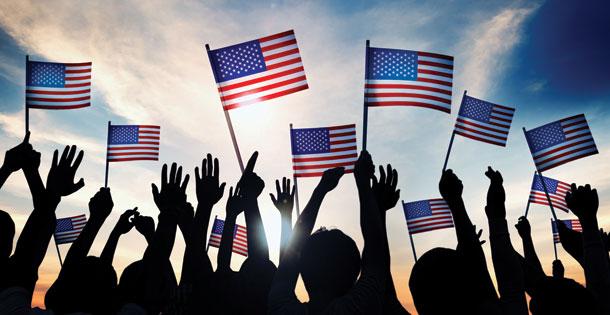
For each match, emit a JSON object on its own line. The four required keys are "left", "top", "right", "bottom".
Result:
{"left": 552, "top": 219, "right": 558, "bottom": 260}
{"left": 524, "top": 171, "right": 537, "bottom": 218}
{"left": 442, "top": 90, "right": 467, "bottom": 173}
{"left": 104, "top": 121, "right": 111, "bottom": 188}
{"left": 523, "top": 127, "right": 559, "bottom": 221}
{"left": 361, "top": 40, "right": 370, "bottom": 151}
{"left": 289, "top": 124, "right": 301, "bottom": 217}
{"left": 403, "top": 201, "right": 418, "bottom": 262}
{"left": 25, "top": 55, "right": 29, "bottom": 133}
{"left": 205, "top": 44, "right": 245, "bottom": 173}
{"left": 206, "top": 215, "right": 217, "bottom": 253}
{"left": 54, "top": 238, "right": 63, "bottom": 267}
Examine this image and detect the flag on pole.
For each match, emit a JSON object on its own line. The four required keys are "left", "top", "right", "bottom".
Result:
{"left": 454, "top": 95, "right": 515, "bottom": 146}
{"left": 208, "top": 218, "right": 248, "bottom": 257}
{"left": 54, "top": 214, "right": 87, "bottom": 244}
{"left": 26, "top": 60, "right": 91, "bottom": 109}
{"left": 552, "top": 219, "right": 582, "bottom": 243}
{"left": 107, "top": 125, "right": 160, "bottom": 162}
{"left": 403, "top": 199, "right": 454, "bottom": 234}
{"left": 529, "top": 174, "right": 571, "bottom": 213}
{"left": 208, "top": 30, "right": 308, "bottom": 111}
{"left": 291, "top": 124, "right": 357, "bottom": 177}
{"left": 364, "top": 47, "right": 454, "bottom": 113}
{"left": 524, "top": 114, "right": 598, "bottom": 172}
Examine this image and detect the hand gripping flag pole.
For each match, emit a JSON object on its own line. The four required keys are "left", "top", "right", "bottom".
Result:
{"left": 104, "top": 121, "right": 111, "bottom": 188}
{"left": 362, "top": 40, "right": 370, "bottom": 151}
{"left": 523, "top": 170, "right": 537, "bottom": 218}
{"left": 54, "top": 237, "right": 63, "bottom": 267}
{"left": 442, "top": 90, "right": 467, "bottom": 173}
{"left": 25, "top": 55, "right": 29, "bottom": 133}
{"left": 402, "top": 201, "right": 418, "bottom": 262}
{"left": 289, "top": 123, "right": 301, "bottom": 216}
{"left": 551, "top": 218, "right": 558, "bottom": 261}
{"left": 523, "top": 127, "right": 559, "bottom": 221}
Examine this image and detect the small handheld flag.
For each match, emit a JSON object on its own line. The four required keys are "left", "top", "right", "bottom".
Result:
{"left": 454, "top": 95, "right": 515, "bottom": 147}
{"left": 26, "top": 59, "right": 92, "bottom": 110}
{"left": 54, "top": 214, "right": 87, "bottom": 244}
{"left": 529, "top": 174, "right": 571, "bottom": 213}
{"left": 402, "top": 199, "right": 454, "bottom": 262}
{"left": 552, "top": 219, "right": 582, "bottom": 243}
{"left": 208, "top": 218, "right": 248, "bottom": 257}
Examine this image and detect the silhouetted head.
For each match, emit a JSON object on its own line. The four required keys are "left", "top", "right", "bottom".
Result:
{"left": 529, "top": 277, "right": 595, "bottom": 315}
{"left": 0, "top": 210, "right": 14, "bottom": 260}
{"left": 239, "top": 258, "right": 277, "bottom": 314}
{"left": 299, "top": 227, "right": 361, "bottom": 298}
{"left": 117, "top": 259, "right": 177, "bottom": 314}
{"left": 45, "top": 256, "right": 117, "bottom": 314}
{"left": 410, "top": 248, "right": 474, "bottom": 314}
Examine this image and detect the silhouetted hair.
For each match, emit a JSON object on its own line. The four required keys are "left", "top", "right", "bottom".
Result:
{"left": 239, "top": 258, "right": 277, "bottom": 314}
{"left": 529, "top": 276, "right": 596, "bottom": 315}
{"left": 45, "top": 256, "right": 117, "bottom": 315}
{"left": 117, "top": 260, "right": 177, "bottom": 314}
{"left": 0, "top": 210, "right": 14, "bottom": 260}
{"left": 410, "top": 248, "right": 474, "bottom": 315}
{"left": 299, "top": 227, "right": 361, "bottom": 296}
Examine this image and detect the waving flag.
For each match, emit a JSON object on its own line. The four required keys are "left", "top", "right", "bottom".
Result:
{"left": 208, "top": 30, "right": 308, "bottom": 111}
{"left": 208, "top": 218, "right": 248, "bottom": 257}
{"left": 529, "top": 174, "right": 571, "bottom": 213}
{"left": 454, "top": 95, "right": 515, "bottom": 146}
{"left": 552, "top": 219, "right": 582, "bottom": 243}
{"left": 291, "top": 124, "right": 357, "bottom": 177}
{"left": 524, "top": 114, "right": 598, "bottom": 172}
{"left": 107, "top": 125, "right": 160, "bottom": 162}
{"left": 403, "top": 199, "right": 454, "bottom": 234}
{"left": 54, "top": 214, "right": 87, "bottom": 244}
{"left": 26, "top": 60, "right": 91, "bottom": 109}
{"left": 365, "top": 47, "right": 454, "bottom": 113}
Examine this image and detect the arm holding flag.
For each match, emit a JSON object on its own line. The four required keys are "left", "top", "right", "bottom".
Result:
{"left": 555, "top": 219, "right": 584, "bottom": 267}
{"left": 514, "top": 216, "right": 544, "bottom": 275}
{"left": 100, "top": 208, "right": 138, "bottom": 265}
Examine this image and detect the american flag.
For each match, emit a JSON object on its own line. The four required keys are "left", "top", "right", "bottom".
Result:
{"left": 365, "top": 47, "right": 454, "bottom": 113}
{"left": 524, "top": 114, "right": 598, "bottom": 172}
{"left": 402, "top": 199, "right": 454, "bottom": 234}
{"left": 454, "top": 94, "right": 515, "bottom": 146}
{"left": 26, "top": 60, "right": 91, "bottom": 109}
{"left": 208, "top": 30, "right": 308, "bottom": 111}
{"left": 291, "top": 124, "right": 357, "bottom": 177}
{"left": 107, "top": 125, "right": 160, "bottom": 162}
{"left": 54, "top": 214, "right": 87, "bottom": 245}
{"left": 208, "top": 218, "right": 248, "bottom": 257}
{"left": 529, "top": 173, "right": 571, "bottom": 213}
{"left": 552, "top": 219, "right": 582, "bottom": 244}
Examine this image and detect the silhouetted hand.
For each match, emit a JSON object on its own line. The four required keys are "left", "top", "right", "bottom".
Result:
{"left": 226, "top": 186, "right": 246, "bottom": 218}
{"left": 565, "top": 183, "right": 598, "bottom": 228}
{"left": 515, "top": 216, "right": 531, "bottom": 239}
{"left": 46, "top": 145, "right": 85, "bottom": 197}
{"left": 474, "top": 225, "right": 486, "bottom": 245}
{"left": 439, "top": 169, "right": 463, "bottom": 203}
{"left": 484, "top": 167, "right": 505, "bottom": 220}
{"left": 89, "top": 187, "right": 114, "bottom": 221}
{"left": 238, "top": 152, "right": 265, "bottom": 200}
{"left": 552, "top": 260, "right": 564, "bottom": 278}
{"left": 318, "top": 167, "right": 345, "bottom": 193}
{"left": 2, "top": 132, "right": 32, "bottom": 173}
{"left": 195, "top": 153, "right": 226, "bottom": 207}
{"left": 354, "top": 150, "right": 374, "bottom": 184}
{"left": 152, "top": 163, "right": 190, "bottom": 213}
{"left": 372, "top": 164, "right": 400, "bottom": 212}
{"left": 601, "top": 228, "right": 610, "bottom": 252}
{"left": 134, "top": 214, "right": 155, "bottom": 242}
{"left": 114, "top": 208, "right": 139, "bottom": 235}
{"left": 270, "top": 177, "right": 295, "bottom": 215}
{"left": 177, "top": 202, "right": 195, "bottom": 232}
{"left": 22, "top": 147, "right": 41, "bottom": 172}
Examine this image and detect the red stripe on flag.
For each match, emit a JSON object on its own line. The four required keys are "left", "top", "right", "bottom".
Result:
{"left": 329, "top": 131, "right": 356, "bottom": 137}
{"left": 417, "top": 78, "right": 453, "bottom": 87}
{"left": 258, "top": 30, "right": 295, "bottom": 43}
{"left": 537, "top": 148, "right": 599, "bottom": 172}
{"left": 66, "top": 75, "right": 91, "bottom": 80}
{"left": 365, "top": 93, "right": 451, "bottom": 104}
{"left": 417, "top": 69, "right": 453, "bottom": 78}
{"left": 26, "top": 89, "right": 90, "bottom": 95}
{"left": 65, "top": 83, "right": 91, "bottom": 88}
{"left": 264, "top": 48, "right": 300, "bottom": 61}
{"left": 27, "top": 104, "right": 90, "bottom": 110}
{"left": 26, "top": 96, "right": 89, "bottom": 102}
{"left": 292, "top": 153, "right": 358, "bottom": 163}
{"left": 220, "top": 76, "right": 307, "bottom": 102}
{"left": 265, "top": 57, "right": 302, "bottom": 71}
{"left": 456, "top": 118, "right": 509, "bottom": 135}
{"left": 295, "top": 169, "right": 354, "bottom": 177}
{"left": 66, "top": 62, "right": 92, "bottom": 67}
{"left": 293, "top": 161, "right": 356, "bottom": 170}
{"left": 366, "top": 102, "right": 450, "bottom": 113}
{"left": 261, "top": 38, "right": 297, "bottom": 53}
{"left": 223, "top": 84, "right": 308, "bottom": 110}
{"left": 365, "top": 84, "right": 452, "bottom": 95}
{"left": 328, "top": 124, "right": 356, "bottom": 130}
{"left": 219, "top": 66, "right": 305, "bottom": 92}
{"left": 65, "top": 69, "right": 91, "bottom": 74}
{"left": 454, "top": 130, "right": 506, "bottom": 146}
{"left": 109, "top": 157, "right": 159, "bottom": 162}
{"left": 417, "top": 60, "right": 453, "bottom": 70}
{"left": 417, "top": 51, "right": 454, "bottom": 61}
{"left": 108, "top": 146, "right": 159, "bottom": 151}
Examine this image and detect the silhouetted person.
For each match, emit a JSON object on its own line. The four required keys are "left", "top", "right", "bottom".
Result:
{"left": 529, "top": 276, "right": 595, "bottom": 315}
{"left": 270, "top": 176, "right": 295, "bottom": 263}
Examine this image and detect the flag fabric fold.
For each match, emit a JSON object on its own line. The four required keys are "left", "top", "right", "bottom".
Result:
{"left": 107, "top": 125, "right": 160, "bottom": 162}
{"left": 365, "top": 47, "right": 454, "bottom": 113}
{"left": 529, "top": 174, "right": 571, "bottom": 213}
{"left": 208, "top": 30, "right": 308, "bottom": 111}
{"left": 290, "top": 124, "right": 357, "bottom": 177}
{"left": 454, "top": 95, "right": 515, "bottom": 146}
{"left": 26, "top": 60, "right": 92, "bottom": 109}
{"left": 54, "top": 214, "right": 87, "bottom": 244}
{"left": 552, "top": 219, "right": 582, "bottom": 243}
{"left": 524, "top": 114, "right": 598, "bottom": 172}
{"left": 208, "top": 218, "right": 248, "bottom": 257}
{"left": 403, "top": 199, "right": 454, "bottom": 234}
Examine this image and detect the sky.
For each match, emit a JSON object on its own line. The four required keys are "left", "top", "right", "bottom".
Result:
{"left": 0, "top": 0, "right": 609, "bottom": 312}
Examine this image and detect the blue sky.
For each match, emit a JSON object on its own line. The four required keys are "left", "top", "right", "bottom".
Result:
{"left": 0, "top": 0, "right": 609, "bottom": 311}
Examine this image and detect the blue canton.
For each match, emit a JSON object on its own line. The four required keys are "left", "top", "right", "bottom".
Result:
{"left": 404, "top": 200, "right": 432, "bottom": 219}
{"left": 55, "top": 218, "right": 74, "bottom": 232}
{"left": 532, "top": 176, "right": 558, "bottom": 194}
{"left": 527, "top": 122, "right": 566, "bottom": 152}
{"left": 212, "top": 219, "right": 225, "bottom": 234}
{"left": 367, "top": 47, "right": 417, "bottom": 81}
{"left": 459, "top": 96, "right": 493, "bottom": 123}
{"left": 291, "top": 128, "right": 331, "bottom": 155}
{"left": 27, "top": 61, "right": 65, "bottom": 87}
{"left": 109, "top": 126, "right": 139, "bottom": 145}
{"left": 211, "top": 40, "right": 267, "bottom": 83}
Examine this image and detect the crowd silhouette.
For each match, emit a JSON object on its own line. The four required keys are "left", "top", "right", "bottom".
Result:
{"left": 0, "top": 133, "right": 609, "bottom": 314}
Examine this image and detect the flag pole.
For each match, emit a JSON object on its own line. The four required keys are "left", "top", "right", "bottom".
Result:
{"left": 206, "top": 215, "right": 217, "bottom": 253}
{"left": 289, "top": 123, "right": 301, "bottom": 217}
{"left": 104, "top": 121, "right": 111, "bottom": 188}
{"left": 361, "top": 40, "right": 370, "bottom": 151}
{"left": 522, "top": 127, "right": 558, "bottom": 221}
{"left": 54, "top": 238, "right": 63, "bottom": 267}
{"left": 25, "top": 55, "right": 29, "bottom": 133}
{"left": 524, "top": 170, "right": 537, "bottom": 218}
{"left": 442, "top": 90, "right": 466, "bottom": 173}
{"left": 403, "top": 201, "right": 418, "bottom": 262}
{"left": 552, "top": 219, "right": 558, "bottom": 260}
{"left": 205, "top": 44, "right": 245, "bottom": 173}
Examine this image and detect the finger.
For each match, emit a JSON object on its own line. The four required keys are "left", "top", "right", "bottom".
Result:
{"left": 161, "top": 164, "right": 168, "bottom": 187}
{"left": 291, "top": 184, "right": 295, "bottom": 198}
{"left": 386, "top": 164, "right": 392, "bottom": 184}
{"left": 244, "top": 151, "right": 258, "bottom": 173}
{"left": 282, "top": 177, "right": 287, "bottom": 193}
{"left": 181, "top": 174, "right": 190, "bottom": 191}
{"left": 270, "top": 193, "right": 277, "bottom": 204}
{"left": 286, "top": 178, "right": 291, "bottom": 194}
{"left": 391, "top": 169, "right": 398, "bottom": 190}
{"left": 275, "top": 179, "right": 281, "bottom": 195}
{"left": 52, "top": 149, "right": 59, "bottom": 168}
{"left": 213, "top": 157, "right": 219, "bottom": 180}
{"left": 72, "top": 178, "right": 85, "bottom": 193}
{"left": 176, "top": 166, "right": 183, "bottom": 185}
{"left": 379, "top": 165, "right": 386, "bottom": 184}
{"left": 372, "top": 175, "right": 379, "bottom": 187}
{"left": 229, "top": 186, "right": 234, "bottom": 197}
{"left": 207, "top": 153, "right": 213, "bottom": 177}
{"left": 23, "top": 131, "right": 30, "bottom": 144}
{"left": 72, "top": 150, "right": 84, "bottom": 170}
{"left": 195, "top": 167, "right": 201, "bottom": 182}
{"left": 60, "top": 145, "right": 69, "bottom": 165}
{"left": 218, "top": 182, "right": 226, "bottom": 197}
{"left": 170, "top": 163, "right": 177, "bottom": 185}
{"left": 152, "top": 183, "right": 160, "bottom": 198}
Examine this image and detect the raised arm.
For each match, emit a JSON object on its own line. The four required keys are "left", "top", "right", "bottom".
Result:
{"left": 100, "top": 208, "right": 138, "bottom": 265}
{"left": 238, "top": 152, "right": 269, "bottom": 261}
{"left": 0, "top": 132, "right": 33, "bottom": 190}
{"left": 217, "top": 185, "right": 244, "bottom": 272}
{"left": 515, "top": 216, "right": 544, "bottom": 275}
{"left": 566, "top": 183, "right": 610, "bottom": 314}
{"left": 270, "top": 177, "right": 295, "bottom": 263}
{"left": 556, "top": 219, "right": 584, "bottom": 267}
{"left": 484, "top": 167, "right": 527, "bottom": 315}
